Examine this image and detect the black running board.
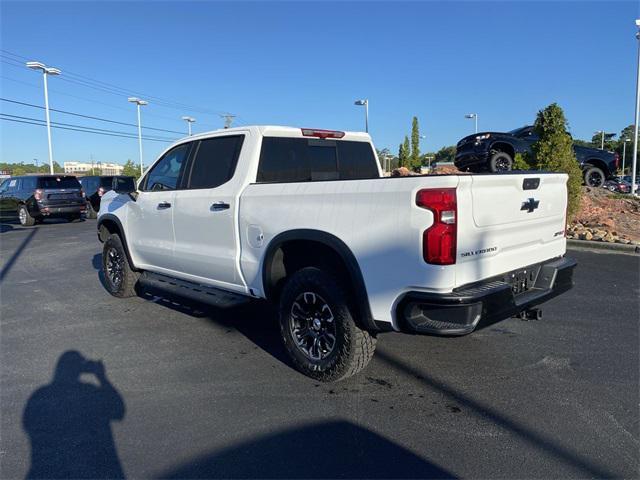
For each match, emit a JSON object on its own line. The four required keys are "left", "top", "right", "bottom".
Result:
{"left": 139, "top": 271, "right": 251, "bottom": 308}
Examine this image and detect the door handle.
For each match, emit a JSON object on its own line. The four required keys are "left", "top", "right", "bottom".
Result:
{"left": 211, "top": 201, "right": 230, "bottom": 211}
{"left": 157, "top": 202, "right": 172, "bottom": 209}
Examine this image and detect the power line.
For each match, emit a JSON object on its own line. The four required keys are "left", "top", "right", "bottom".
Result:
{"left": 0, "top": 74, "right": 186, "bottom": 122}
{"left": 1, "top": 49, "right": 236, "bottom": 117}
{"left": 1, "top": 112, "right": 175, "bottom": 141}
{"left": 0, "top": 114, "right": 175, "bottom": 143}
{"left": 0, "top": 97, "right": 185, "bottom": 135}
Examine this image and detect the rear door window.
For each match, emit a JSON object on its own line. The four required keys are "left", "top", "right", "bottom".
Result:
{"left": 186, "top": 135, "right": 244, "bottom": 189}
{"left": 37, "top": 176, "right": 81, "bottom": 189}
{"left": 100, "top": 177, "right": 115, "bottom": 189}
{"left": 22, "top": 177, "right": 37, "bottom": 190}
{"left": 257, "top": 138, "right": 378, "bottom": 183}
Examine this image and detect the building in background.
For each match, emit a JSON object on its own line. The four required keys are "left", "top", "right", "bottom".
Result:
{"left": 64, "top": 162, "right": 124, "bottom": 176}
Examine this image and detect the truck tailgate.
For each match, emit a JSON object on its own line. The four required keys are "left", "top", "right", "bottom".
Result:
{"left": 455, "top": 173, "right": 568, "bottom": 287}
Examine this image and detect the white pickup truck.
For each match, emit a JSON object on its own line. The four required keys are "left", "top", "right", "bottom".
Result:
{"left": 98, "top": 126, "right": 576, "bottom": 381}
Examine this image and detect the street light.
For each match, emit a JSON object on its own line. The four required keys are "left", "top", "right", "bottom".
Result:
{"left": 622, "top": 138, "right": 631, "bottom": 175}
{"left": 181, "top": 116, "right": 196, "bottom": 136}
{"left": 128, "top": 97, "right": 148, "bottom": 176}
{"left": 354, "top": 99, "right": 369, "bottom": 133}
{"left": 632, "top": 19, "right": 640, "bottom": 197}
{"left": 595, "top": 130, "right": 606, "bottom": 150}
{"left": 465, "top": 113, "right": 478, "bottom": 133}
{"left": 26, "top": 61, "right": 61, "bottom": 174}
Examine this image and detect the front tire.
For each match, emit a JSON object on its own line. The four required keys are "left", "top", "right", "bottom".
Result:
{"left": 279, "top": 267, "right": 376, "bottom": 382}
{"left": 102, "top": 233, "right": 139, "bottom": 298}
{"left": 584, "top": 166, "right": 605, "bottom": 187}
{"left": 18, "top": 205, "right": 36, "bottom": 226}
{"left": 489, "top": 152, "right": 513, "bottom": 172}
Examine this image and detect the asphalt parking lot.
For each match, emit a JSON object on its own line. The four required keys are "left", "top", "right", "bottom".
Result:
{"left": 1, "top": 218, "right": 638, "bottom": 479}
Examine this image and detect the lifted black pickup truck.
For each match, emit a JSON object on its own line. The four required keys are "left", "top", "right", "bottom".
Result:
{"left": 455, "top": 125, "right": 619, "bottom": 187}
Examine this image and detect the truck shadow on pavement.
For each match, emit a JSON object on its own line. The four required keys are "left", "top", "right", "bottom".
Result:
{"left": 22, "top": 350, "right": 126, "bottom": 479}
{"left": 157, "top": 420, "right": 453, "bottom": 479}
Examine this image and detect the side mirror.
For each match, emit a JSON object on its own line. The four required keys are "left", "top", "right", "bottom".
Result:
{"left": 113, "top": 176, "right": 136, "bottom": 194}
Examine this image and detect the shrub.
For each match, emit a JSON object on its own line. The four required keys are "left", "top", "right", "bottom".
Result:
{"left": 513, "top": 152, "right": 532, "bottom": 170}
{"left": 531, "top": 103, "right": 583, "bottom": 220}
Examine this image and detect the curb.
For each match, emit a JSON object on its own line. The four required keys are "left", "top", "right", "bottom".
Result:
{"left": 567, "top": 239, "right": 640, "bottom": 254}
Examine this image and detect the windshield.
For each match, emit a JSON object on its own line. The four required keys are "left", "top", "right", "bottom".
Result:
{"left": 37, "top": 176, "right": 81, "bottom": 189}
{"left": 508, "top": 127, "right": 529, "bottom": 137}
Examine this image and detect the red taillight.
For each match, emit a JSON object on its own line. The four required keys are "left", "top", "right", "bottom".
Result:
{"left": 34, "top": 188, "right": 44, "bottom": 201}
{"left": 97, "top": 187, "right": 105, "bottom": 197}
{"left": 416, "top": 188, "right": 457, "bottom": 265}
{"left": 614, "top": 153, "right": 620, "bottom": 170}
{"left": 80, "top": 188, "right": 86, "bottom": 198}
{"left": 301, "top": 128, "right": 345, "bottom": 139}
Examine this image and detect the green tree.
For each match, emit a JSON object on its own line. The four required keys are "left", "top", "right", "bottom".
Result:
{"left": 434, "top": 145, "right": 456, "bottom": 163}
{"left": 590, "top": 131, "right": 616, "bottom": 151}
{"left": 614, "top": 125, "right": 636, "bottom": 172}
{"left": 531, "top": 103, "right": 583, "bottom": 220}
{"left": 122, "top": 159, "right": 140, "bottom": 180}
{"left": 410, "top": 116, "right": 420, "bottom": 169}
{"left": 398, "top": 136, "right": 410, "bottom": 168}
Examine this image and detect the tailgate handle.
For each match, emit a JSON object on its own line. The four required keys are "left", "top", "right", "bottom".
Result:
{"left": 523, "top": 178, "right": 540, "bottom": 190}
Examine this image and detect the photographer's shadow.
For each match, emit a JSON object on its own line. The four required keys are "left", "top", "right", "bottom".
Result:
{"left": 22, "top": 351, "right": 126, "bottom": 479}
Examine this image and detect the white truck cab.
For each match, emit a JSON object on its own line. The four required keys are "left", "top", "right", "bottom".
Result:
{"left": 98, "top": 126, "right": 576, "bottom": 381}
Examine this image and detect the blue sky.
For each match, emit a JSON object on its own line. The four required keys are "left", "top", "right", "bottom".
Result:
{"left": 1, "top": 1, "right": 638, "bottom": 166}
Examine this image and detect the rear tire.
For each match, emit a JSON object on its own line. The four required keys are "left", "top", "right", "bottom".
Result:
{"left": 489, "top": 152, "right": 513, "bottom": 172}
{"left": 584, "top": 166, "right": 605, "bottom": 187}
{"left": 18, "top": 205, "right": 36, "bottom": 227}
{"left": 102, "top": 233, "right": 139, "bottom": 298}
{"left": 278, "top": 267, "right": 376, "bottom": 382}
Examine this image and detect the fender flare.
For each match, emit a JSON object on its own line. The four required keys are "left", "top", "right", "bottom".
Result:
{"left": 261, "top": 229, "right": 381, "bottom": 332}
{"left": 97, "top": 214, "right": 136, "bottom": 269}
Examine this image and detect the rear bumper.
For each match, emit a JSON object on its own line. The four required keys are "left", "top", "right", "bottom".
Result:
{"left": 397, "top": 256, "right": 576, "bottom": 336}
{"left": 35, "top": 204, "right": 85, "bottom": 216}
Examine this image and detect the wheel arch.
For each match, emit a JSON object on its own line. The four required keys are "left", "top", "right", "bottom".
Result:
{"left": 489, "top": 141, "right": 516, "bottom": 159}
{"left": 97, "top": 214, "right": 136, "bottom": 269}
{"left": 583, "top": 158, "right": 610, "bottom": 177}
{"left": 261, "top": 229, "right": 379, "bottom": 332}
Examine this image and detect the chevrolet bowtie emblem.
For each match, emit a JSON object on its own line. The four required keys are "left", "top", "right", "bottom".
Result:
{"left": 521, "top": 198, "right": 540, "bottom": 213}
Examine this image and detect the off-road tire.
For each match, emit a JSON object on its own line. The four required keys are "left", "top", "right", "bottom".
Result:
{"left": 18, "top": 205, "right": 36, "bottom": 226}
{"left": 86, "top": 202, "right": 97, "bottom": 219}
{"left": 279, "top": 266, "right": 376, "bottom": 382}
{"left": 102, "top": 233, "right": 139, "bottom": 298}
{"left": 584, "top": 166, "right": 605, "bottom": 187}
{"left": 489, "top": 151, "right": 513, "bottom": 172}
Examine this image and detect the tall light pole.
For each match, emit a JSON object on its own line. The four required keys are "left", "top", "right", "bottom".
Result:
{"left": 182, "top": 116, "right": 196, "bottom": 136}
{"left": 465, "top": 113, "right": 478, "bottom": 133}
{"left": 128, "top": 97, "right": 148, "bottom": 176}
{"left": 26, "top": 61, "right": 61, "bottom": 174}
{"left": 632, "top": 19, "right": 640, "bottom": 197}
{"left": 354, "top": 99, "right": 369, "bottom": 133}
{"left": 622, "top": 138, "right": 631, "bottom": 175}
{"left": 595, "top": 130, "right": 605, "bottom": 150}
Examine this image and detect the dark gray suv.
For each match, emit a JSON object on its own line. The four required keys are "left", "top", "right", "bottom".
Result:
{"left": 0, "top": 175, "right": 86, "bottom": 226}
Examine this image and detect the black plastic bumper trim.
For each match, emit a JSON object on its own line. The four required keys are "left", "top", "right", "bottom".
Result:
{"left": 397, "top": 256, "right": 577, "bottom": 336}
